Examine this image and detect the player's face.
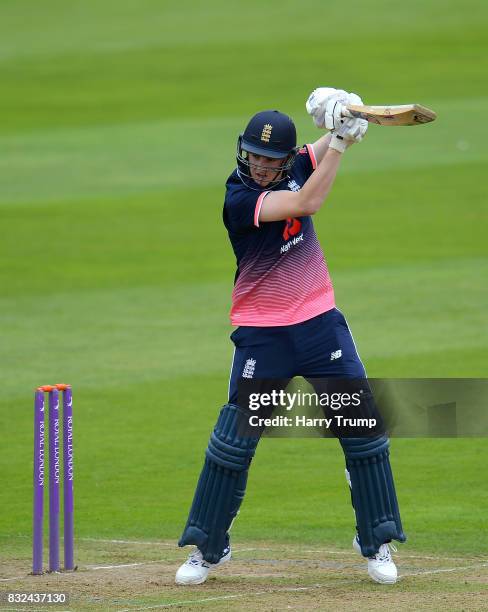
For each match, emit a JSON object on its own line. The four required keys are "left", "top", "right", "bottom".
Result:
{"left": 247, "top": 152, "right": 285, "bottom": 187}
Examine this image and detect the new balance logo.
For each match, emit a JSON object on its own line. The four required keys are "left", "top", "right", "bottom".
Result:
{"left": 242, "top": 358, "right": 256, "bottom": 378}
{"left": 330, "top": 349, "right": 342, "bottom": 361}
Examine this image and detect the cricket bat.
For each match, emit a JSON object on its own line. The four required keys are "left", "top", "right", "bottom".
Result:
{"left": 343, "top": 104, "right": 436, "bottom": 126}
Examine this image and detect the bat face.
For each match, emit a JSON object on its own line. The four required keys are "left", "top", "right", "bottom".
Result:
{"left": 345, "top": 104, "right": 437, "bottom": 126}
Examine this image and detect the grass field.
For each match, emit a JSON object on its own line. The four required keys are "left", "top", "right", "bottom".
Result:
{"left": 1, "top": 1, "right": 487, "bottom": 609}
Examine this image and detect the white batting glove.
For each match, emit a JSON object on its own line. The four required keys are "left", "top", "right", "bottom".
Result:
{"left": 306, "top": 87, "right": 348, "bottom": 129}
{"left": 335, "top": 112, "right": 368, "bottom": 143}
{"left": 329, "top": 117, "right": 368, "bottom": 153}
{"left": 342, "top": 116, "right": 368, "bottom": 142}
{"left": 324, "top": 91, "right": 365, "bottom": 131}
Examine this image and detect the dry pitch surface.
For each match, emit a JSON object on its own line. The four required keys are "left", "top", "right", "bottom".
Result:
{"left": 1, "top": 539, "right": 487, "bottom": 611}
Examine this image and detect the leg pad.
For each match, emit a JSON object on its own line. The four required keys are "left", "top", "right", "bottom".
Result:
{"left": 179, "top": 404, "right": 259, "bottom": 563}
{"left": 341, "top": 435, "right": 406, "bottom": 557}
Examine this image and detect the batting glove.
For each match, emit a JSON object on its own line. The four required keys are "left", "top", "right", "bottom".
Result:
{"left": 306, "top": 87, "right": 348, "bottom": 129}
{"left": 339, "top": 115, "right": 368, "bottom": 143}
{"left": 329, "top": 117, "right": 368, "bottom": 153}
{"left": 324, "top": 92, "right": 365, "bottom": 131}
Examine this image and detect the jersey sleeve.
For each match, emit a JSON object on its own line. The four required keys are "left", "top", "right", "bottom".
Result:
{"left": 224, "top": 184, "right": 270, "bottom": 232}
{"left": 292, "top": 144, "right": 318, "bottom": 182}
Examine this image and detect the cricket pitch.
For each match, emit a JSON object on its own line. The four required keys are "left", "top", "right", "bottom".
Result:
{"left": 1, "top": 538, "right": 487, "bottom": 611}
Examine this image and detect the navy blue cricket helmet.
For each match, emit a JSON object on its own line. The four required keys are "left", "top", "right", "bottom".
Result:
{"left": 237, "top": 110, "right": 298, "bottom": 189}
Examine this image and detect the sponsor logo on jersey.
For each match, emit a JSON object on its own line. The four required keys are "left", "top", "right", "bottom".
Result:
{"left": 330, "top": 349, "right": 342, "bottom": 361}
{"left": 283, "top": 217, "right": 302, "bottom": 240}
{"left": 280, "top": 232, "right": 304, "bottom": 254}
{"left": 287, "top": 179, "right": 301, "bottom": 192}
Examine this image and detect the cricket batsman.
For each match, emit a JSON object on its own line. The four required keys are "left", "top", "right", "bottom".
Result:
{"left": 175, "top": 87, "right": 406, "bottom": 585}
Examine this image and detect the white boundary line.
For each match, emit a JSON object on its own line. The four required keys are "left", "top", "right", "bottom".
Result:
{"left": 81, "top": 538, "right": 175, "bottom": 548}
{"left": 86, "top": 559, "right": 166, "bottom": 570}
{"left": 299, "top": 549, "right": 478, "bottom": 562}
{"left": 402, "top": 562, "right": 488, "bottom": 577}
{"left": 84, "top": 555, "right": 488, "bottom": 580}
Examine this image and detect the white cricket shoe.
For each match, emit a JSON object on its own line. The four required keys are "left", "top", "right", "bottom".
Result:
{"left": 175, "top": 545, "right": 231, "bottom": 585}
{"left": 353, "top": 535, "right": 398, "bottom": 584}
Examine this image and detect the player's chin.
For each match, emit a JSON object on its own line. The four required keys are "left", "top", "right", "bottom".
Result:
{"left": 254, "top": 176, "right": 272, "bottom": 187}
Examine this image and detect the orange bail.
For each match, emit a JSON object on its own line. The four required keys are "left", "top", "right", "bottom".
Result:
{"left": 36, "top": 383, "right": 71, "bottom": 392}
{"left": 55, "top": 383, "right": 71, "bottom": 391}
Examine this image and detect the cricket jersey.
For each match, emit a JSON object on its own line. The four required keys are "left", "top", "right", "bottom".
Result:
{"left": 223, "top": 144, "right": 335, "bottom": 327}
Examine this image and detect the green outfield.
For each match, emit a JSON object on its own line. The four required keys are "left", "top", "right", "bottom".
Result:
{"left": 1, "top": 0, "right": 487, "bottom": 609}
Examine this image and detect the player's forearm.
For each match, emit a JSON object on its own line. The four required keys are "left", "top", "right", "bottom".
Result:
{"left": 296, "top": 147, "right": 342, "bottom": 215}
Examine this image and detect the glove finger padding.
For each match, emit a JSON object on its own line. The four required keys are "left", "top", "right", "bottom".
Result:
{"left": 325, "top": 98, "right": 348, "bottom": 131}
{"left": 327, "top": 91, "right": 365, "bottom": 129}
{"left": 306, "top": 87, "right": 348, "bottom": 129}
{"left": 336, "top": 117, "right": 368, "bottom": 143}
{"left": 351, "top": 118, "right": 368, "bottom": 142}
{"left": 306, "top": 87, "right": 340, "bottom": 114}
{"left": 335, "top": 117, "right": 355, "bottom": 138}
{"left": 347, "top": 92, "right": 364, "bottom": 106}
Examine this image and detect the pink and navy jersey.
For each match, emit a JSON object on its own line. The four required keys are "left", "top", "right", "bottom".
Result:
{"left": 223, "top": 144, "right": 335, "bottom": 327}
